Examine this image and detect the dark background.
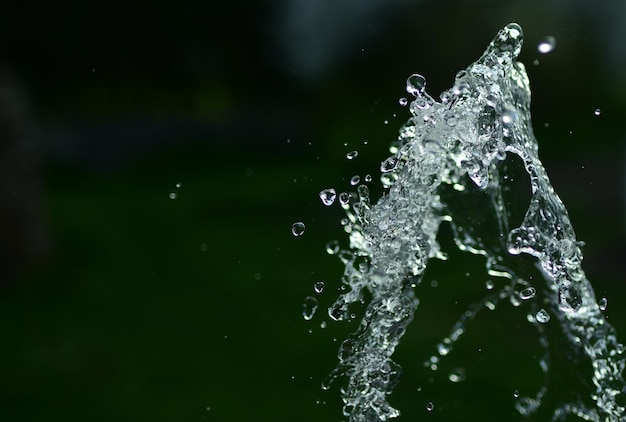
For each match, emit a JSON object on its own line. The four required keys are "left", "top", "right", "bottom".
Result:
{"left": 0, "top": 0, "right": 625, "bottom": 421}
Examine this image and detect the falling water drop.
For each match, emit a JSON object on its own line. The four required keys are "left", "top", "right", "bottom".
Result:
{"left": 319, "top": 189, "right": 337, "bottom": 206}
{"left": 519, "top": 287, "right": 536, "bottom": 300}
{"left": 599, "top": 297, "right": 608, "bottom": 311}
{"left": 537, "top": 36, "right": 556, "bottom": 53}
{"left": 339, "top": 192, "right": 350, "bottom": 207}
{"left": 314, "top": 281, "right": 325, "bottom": 294}
{"left": 291, "top": 222, "right": 306, "bottom": 237}
{"left": 303, "top": 296, "right": 319, "bottom": 321}
{"left": 380, "top": 156, "right": 399, "bottom": 173}
{"left": 448, "top": 368, "right": 466, "bottom": 383}
{"left": 325, "top": 240, "right": 340, "bottom": 255}
{"left": 346, "top": 151, "right": 359, "bottom": 160}
{"left": 536, "top": 309, "right": 551, "bottom": 324}
{"left": 399, "top": 97, "right": 408, "bottom": 106}
{"left": 350, "top": 175, "right": 361, "bottom": 186}
{"left": 425, "top": 402, "right": 434, "bottom": 412}
{"left": 513, "top": 390, "right": 520, "bottom": 398}
{"left": 169, "top": 192, "right": 177, "bottom": 199}
{"left": 594, "top": 108, "right": 601, "bottom": 116}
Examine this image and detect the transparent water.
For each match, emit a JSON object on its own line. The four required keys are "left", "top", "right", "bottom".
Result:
{"left": 319, "top": 24, "right": 626, "bottom": 421}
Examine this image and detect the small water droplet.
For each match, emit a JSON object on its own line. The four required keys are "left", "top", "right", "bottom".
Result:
{"left": 364, "top": 174, "right": 372, "bottom": 183}
{"left": 519, "top": 287, "right": 536, "bottom": 300}
{"left": 448, "top": 368, "right": 466, "bottom": 383}
{"left": 513, "top": 390, "right": 520, "bottom": 398}
{"left": 349, "top": 175, "right": 360, "bottom": 186}
{"left": 339, "top": 192, "right": 350, "bottom": 206}
{"left": 319, "top": 188, "right": 337, "bottom": 206}
{"left": 302, "top": 296, "right": 319, "bottom": 320}
{"left": 314, "top": 281, "right": 325, "bottom": 294}
{"left": 292, "top": 222, "right": 306, "bottom": 237}
{"left": 346, "top": 151, "right": 359, "bottom": 160}
{"left": 537, "top": 36, "right": 556, "bottom": 54}
{"left": 320, "top": 321, "right": 327, "bottom": 329}
{"left": 594, "top": 108, "right": 601, "bottom": 116}
{"left": 406, "top": 74, "right": 427, "bottom": 97}
{"left": 536, "top": 308, "right": 550, "bottom": 323}
{"left": 206, "top": 406, "right": 211, "bottom": 411}
{"left": 380, "top": 156, "right": 399, "bottom": 173}
{"left": 175, "top": 182, "right": 182, "bottom": 188}
{"left": 383, "top": 119, "right": 389, "bottom": 125}
{"left": 485, "top": 280, "right": 494, "bottom": 290}
{"left": 599, "top": 297, "right": 608, "bottom": 311}
{"left": 425, "top": 402, "right": 434, "bottom": 412}
{"left": 437, "top": 342, "right": 450, "bottom": 356}
{"left": 399, "top": 97, "right": 408, "bottom": 106}
{"left": 325, "top": 240, "right": 340, "bottom": 255}
{"left": 169, "top": 192, "right": 177, "bottom": 199}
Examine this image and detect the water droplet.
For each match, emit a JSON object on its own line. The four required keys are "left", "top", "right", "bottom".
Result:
{"left": 364, "top": 174, "right": 372, "bottom": 183}
{"left": 339, "top": 192, "right": 350, "bottom": 206}
{"left": 485, "top": 280, "right": 494, "bottom": 290}
{"left": 346, "top": 151, "right": 359, "bottom": 160}
{"left": 291, "top": 222, "right": 306, "bottom": 237}
{"left": 594, "top": 108, "right": 601, "bottom": 116}
{"left": 314, "top": 281, "right": 325, "bottom": 294}
{"left": 425, "top": 402, "right": 434, "bottom": 412}
{"left": 599, "top": 297, "right": 608, "bottom": 311}
{"left": 406, "top": 74, "right": 427, "bottom": 97}
{"left": 325, "top": 240, "right": 340, "bottom": 255}
{"left": 206, "top": 406, "right": 211, "bottom": 411}
{"left": 175, "top": 182, "right": 181, "bottom": 188}
{"left": 448, "top": 368, "right": 466, "bottom": 383}
{"left": 513, "top": 390, "right": 520, "bottom": 398}
{"left": 537, "top": 36, "right": 556, "bottom": 54}
{"left": 437, "top": 342, "right": 450, "bottom": 356}
{"left": 536, "top": 308, "right": 551, "bottom": 324}
{"left": 302, "top": 296, "right": 319, "bottom": 320}
{"left": 319, "top": 188, "right": 337, "bottom": 206}
{"left": 169, "top": 192, "right": 177, "bottom": 199}
{"left": 519, "top": 287, "right": 536, "bottom": 300}
{"left": 380, "top": 156, "right": 399, "bottom": 173}
{"left": 350, "top": 175, "right": 360, "bottom": 186}
{"left": 320, "top": 321, "right": 327, "bottom": 329}
{"left": 399, "top": 97, "right": 408, "bottom": 106}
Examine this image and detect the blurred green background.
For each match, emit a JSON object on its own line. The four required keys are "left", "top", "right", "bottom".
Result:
{"left": 0, "top": 1, "right": 625, "bottom": 421}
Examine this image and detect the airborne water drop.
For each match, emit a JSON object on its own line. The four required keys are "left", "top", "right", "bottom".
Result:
{"left": 291, "top": 222, "right": 305, "bottom": 237}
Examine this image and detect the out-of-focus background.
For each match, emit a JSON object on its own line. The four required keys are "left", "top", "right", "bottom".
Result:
{"left": 1, "top": 1, "right": 625, "bottom": 421}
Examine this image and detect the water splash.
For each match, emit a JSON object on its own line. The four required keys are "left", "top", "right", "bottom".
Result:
{"left": 322, "top": 23, "right": 626, "bottom": 421}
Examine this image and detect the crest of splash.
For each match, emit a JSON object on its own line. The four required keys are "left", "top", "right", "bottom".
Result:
{"left": 322, "top": 23, "right": 626, "bottom": 421}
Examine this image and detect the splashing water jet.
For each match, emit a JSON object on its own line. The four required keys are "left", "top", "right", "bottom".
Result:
{"left": 321, "top": 23, "right": 626, "bottom": 421}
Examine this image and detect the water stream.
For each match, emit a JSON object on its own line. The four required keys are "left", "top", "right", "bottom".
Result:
{"left": 319, "top": 23, "right": 626, "bottom": 421}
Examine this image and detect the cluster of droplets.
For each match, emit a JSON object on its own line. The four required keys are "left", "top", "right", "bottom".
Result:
{"left": 316, "top": 23, "right": 626, "bottom": 421}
